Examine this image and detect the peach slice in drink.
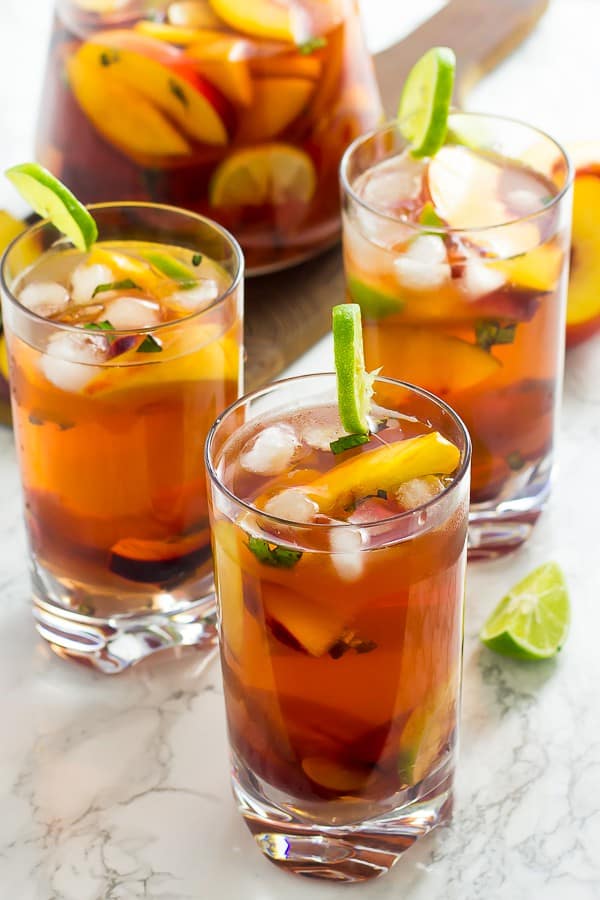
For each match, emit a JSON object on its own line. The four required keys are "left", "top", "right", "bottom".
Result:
{"left": 235, "top": 77, "right": 315, "bottom": 142}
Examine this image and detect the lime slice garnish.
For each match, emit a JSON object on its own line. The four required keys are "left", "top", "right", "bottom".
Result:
{"left": 332, "top": 303, "right": 373, "bottom": 435}
{"left": 5, "top": 163, "right": 97, "bottom": 252}
{"left": 480, "top": 562, "right": 570, "bottom": 661}
{"left": 398, "top": 46, "right": 456, "bottom": 159}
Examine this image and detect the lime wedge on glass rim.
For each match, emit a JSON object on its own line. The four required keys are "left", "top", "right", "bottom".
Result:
{"left": 480, "top": 562, "right": 570, "bottom": 661}
{"left": 398, "top": 46, "right": 456, "bottom": 158}
{"left": 332, "top": 303, "right": 375, "bottom": 435}
{"left": 5, "top": 162, "right": 97, "bottom": 251}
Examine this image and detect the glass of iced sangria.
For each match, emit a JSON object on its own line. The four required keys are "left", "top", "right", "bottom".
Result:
{"left": 206, "top": 371, "right": 470, "bottom": 881}
{"left": 341, "top": 113, "right": 573, "bottom": 557}
{"left": 1, "top": 202, "right": 242, "bottom": 672}
{"left": 36, "top": 0, "right": 382, "bottom": 273}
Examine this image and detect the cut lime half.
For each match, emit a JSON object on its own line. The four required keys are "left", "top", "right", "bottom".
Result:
{"left": 480, "top": 562, "right": 570, "bottom": 661}
{"left": 398, "top": 46, "right": 456, "bottom": 159}
{"left": 332, "top": 303, "right": 374, "bottom": 435}
{"left": 5, "top": 163, "right": 97, "bottom": 252}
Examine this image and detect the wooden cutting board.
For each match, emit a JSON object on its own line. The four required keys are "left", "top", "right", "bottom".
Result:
{"left": 245, "top": 0, "right": 549, "bottom": 390}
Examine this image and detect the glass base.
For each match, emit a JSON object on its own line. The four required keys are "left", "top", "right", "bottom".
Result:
{"left": 31, "top": 561, "right": 219, "bottom": 674}
{"left": 232, "top": 755, "right": 454, "bottom": 883}
{"left": 468, "top": 457, "right": 552, "bottom": 560}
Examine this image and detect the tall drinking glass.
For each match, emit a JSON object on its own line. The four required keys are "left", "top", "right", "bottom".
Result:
{"left": 341, "top": 113, "right": 573, "bottom": 557}
{"left": 1, "top": 203, "right": 243, "bottom": 672}
{"left": 206, "top": 373, "right": 470, "bottom": 881}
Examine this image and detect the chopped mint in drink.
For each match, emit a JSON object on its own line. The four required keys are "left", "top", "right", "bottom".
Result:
{"left": 475, "top": 319, "right": 517, "bottom": 351}
{"left": 248, "top": 537, "right": 302, "bottom": 569}
{"left": 330, "top": 433, "right": 370, "bottom": 454}
{"left": 92, "top": 278, "right": 141, "bottom": 298}
{"left": 137, "top": 334, "right": 162, "bottom": 353}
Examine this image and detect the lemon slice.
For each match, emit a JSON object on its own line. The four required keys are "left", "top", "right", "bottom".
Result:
{"left": 398, "top": 46, "right": 455, "bottom": 158}
{"left": 5, "top": 163, "right": 97, "bottom": 251}
{"left": 210, "top": 144, "right": 316, "bottom": 206}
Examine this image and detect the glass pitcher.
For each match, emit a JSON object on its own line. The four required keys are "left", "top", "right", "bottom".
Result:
{"left": 35, "top": 0, "right": 382, "bottom": 273}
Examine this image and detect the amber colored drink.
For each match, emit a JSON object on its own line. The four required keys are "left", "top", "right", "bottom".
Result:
{"left": 36, "top": 0, "right": 382, "bottom": 273}
{"left": 341, "top": 114, "right": 573, "bottom": 556}
{"left": 206, "top": 374, "right": 470, "bottom": 881}
{"left": 0, "top": 203, "right": 242, "bottom": 672}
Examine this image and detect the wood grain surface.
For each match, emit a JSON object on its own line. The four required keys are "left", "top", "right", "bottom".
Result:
{"left": 244, "top": 0, "right": 549, "bottom": 391}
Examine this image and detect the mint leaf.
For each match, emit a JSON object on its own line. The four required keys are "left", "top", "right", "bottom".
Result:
{"left": 419, "top": 202, "right": 445, "bottom": 231}
{"left": 192, "top": 253, "right": 203, "bottom": 267}
{"left": 475, "top": 320, "right": 517, "bottom": 351}
{"left": 298, "top": 36, "right": 327, "bottom": 55}
{"left": 92, "top": 278, "right": 141, "bottom": 298}
{"left": 137, "top": 334, "right": 162, "bottom": 353}
{"left": 248, "top": 537, "right": 302, "bottom": 569}
{"left": 507, "top": 451, "right": 525, "bottom": 471}
{"left": 330, "top": 433, "right": 369, "bottom": 455}
{"left": 84, "top": 320, "right": 114, "bottom": 332}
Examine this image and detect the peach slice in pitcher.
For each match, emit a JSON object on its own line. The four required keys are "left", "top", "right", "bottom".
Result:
{"left": 185, "top": 37, "right": 253, "bottom": 106}
{"left": 72, "top": 31, "right": 231, "bottom": 149}
{"left": 208, "top": 0, "right": 296, "bottom": 41}
{"left": 235, "top": 76, "right": 315, "bottom": 142}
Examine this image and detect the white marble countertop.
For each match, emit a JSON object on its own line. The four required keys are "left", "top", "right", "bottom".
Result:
{"left": 1, "top": 2, "right": 600, "bottom": 898}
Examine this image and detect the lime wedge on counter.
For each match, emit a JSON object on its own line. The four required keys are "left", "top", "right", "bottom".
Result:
{"left": 5, "top": 162, "right": 97, "bottom": 251}
{"left": 480, "top": 562, "right": 570, "bottom": 661}
{"left": 332, "top": 303, "right": 373, "bottom": 435}
{"left": 398, "top": 47, "right": 456, "bottom": 159}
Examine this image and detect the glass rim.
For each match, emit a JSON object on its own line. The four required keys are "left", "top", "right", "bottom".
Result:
{"left": 339, "top": 111, "right": 574, "bottom": 236}
{"left": 0, "top": 201, "right": 244, "bottom": 336}
{"left": 205, "top": 372, "right": 472, "bottom": 531}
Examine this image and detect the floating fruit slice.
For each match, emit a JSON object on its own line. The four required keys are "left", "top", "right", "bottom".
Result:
{"left": 5, "top": 163, "right": 98, "bottom": 252}
{"left": 480, "top": 562, "right": 570, "bottom": 660}
{"left": 296, "top": 432, "right": 461, "bottom": 516}
{"left": 236, "top": 76, "right": 314, "bottom": 142}
{"left": 332, "top": 303, "right": 372, "bottom": 434}
{"left": 492, "top": 242, "right": 563, "bottom": 293}
{"left": 249, "top": 53, "right": 321, "bottom": 81}
{"left": 0, "top": 335, "right": 9, "bottom": 381}
{"left": 185, "top": 38, "right": 253, "bottom": 106}
{"left": 168, "top": 0, "right": 224, "bottom": 29}
{"left": 210, "top": 144, "right": 316, "bottom": 206}
{"left": 208, "top": 0, "right": 295, "bottom": 41}
{"left": 262, "top": 581, "right": 348, "bottom": 657}
{"left": 347, "top": 274, "right": 404, "bottom": 320}
{"left": 109, "top": 531, "right": 211, "bottom": 583}
{"left": 398, "top": 46, "right": 455, "bottom": 158}
{"left": 74, "top": 32, "right": 230, "bottom": 147}
{"left": 212, "top": 520, "right": 245, "bottom": 660}
{"left": 68, "top": 53, "right": 191, "bottom": 160}
{"left": 135, "top": 21, "right": 216, "bottom": 46}
{"left": 398, "top": 683, "right": 454, "bottom": 786}
{"left": 380, "top": 328, "right": 501, "bottom": 397}
{"left": 302, "top": 756, "right": 371, "bottom": 792}
{"left": 0, "top": 209, "right": 26, "bottom": 253}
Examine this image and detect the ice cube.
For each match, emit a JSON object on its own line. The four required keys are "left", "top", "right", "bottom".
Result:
{"left": 330, "top": 526, "right": 364, "bottom": 581}
{"left": 240, "top": 425, "right": 299, "bottom": 476}
{"left": 359, "top": 154, "right": 426, "bottom": 211}
{"left": 395, "top": 476, "right": 444, "bottom": 510}
{"left": 302, "top": 423, "right": 345, "bottom": 452}
{"left": 460, "top": 259, "right": 506, "bottom": 300}
{"left": 19, "top": 282, "right": 70, "bottom": 318}
{"left": 103, "top": 296, "right": 162, "bottom": 330}
{"left": 263, "top": 488, "right": 318, "bottom": 524}
{"left": 394, "top": 234, "right": 450, "bottom": 291}
{"left": 40, "top": 331, "right": 108, "bottom": 392}
{"left": 70, "top": 263, "right": 114, "bottom": 304}
{"left": 169, "top": 279, "right": 220, "bottom": 312}
{"left": 506, "top": 188, "right": 542, "bottom": 217}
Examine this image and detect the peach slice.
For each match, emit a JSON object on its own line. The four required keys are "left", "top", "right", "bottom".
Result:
{"left": 168, "top": 0, "right": 224, "bottom": 28}
{"left": 75, "top": 31, "right": 231, "bottom": 146}
{"left": 68, "top": 53, "right": 191, "bottom": 160}
{"left": 301, "top": 756, "right": 371, "bottom": 792}
{"left": 212, "top": 519, "right": 245, "bottom": 660}
{"left": 185, "top": 38, "right": 253, "bottom": 106}
{"left": 564, "top": 144, "right": 600, "bottom": 346}
{"left": 262, "top": 581, "right": 348, "bottom": 657}
{"left": 491, "top": 241, "right": 563, "bottom": 294}
{"left": 134, "top": 21, "right": 214, "bottom": 46}
{"left": 249, "top": 53, "right": 322, "bottom": 81}
{"left": 375, "top": 329, "right": 501, "bottom": 399}
{"left": 208, "top": 0, "right": 295, "bottom": 41}
{"left": 235, "top": 76, "right": 314, "bottom": 142}
{"left": 0, "top": 334, "right": 9, "bottom": 382}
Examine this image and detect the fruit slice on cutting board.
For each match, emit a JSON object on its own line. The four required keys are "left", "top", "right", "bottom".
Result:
{"left": 564, "top": 143, "right": 600, "bottom": 346}
{"left": 70, "top": 32, "right": 230, "bottom": 153}
{"left": 235, "top": 76, "right": 315, "bottom": 142}
{"left": 208, "top": 0, "right": 296, "bottom": 41}
{"left": 210, "top": 144, "right": 316, "bottom": 206}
